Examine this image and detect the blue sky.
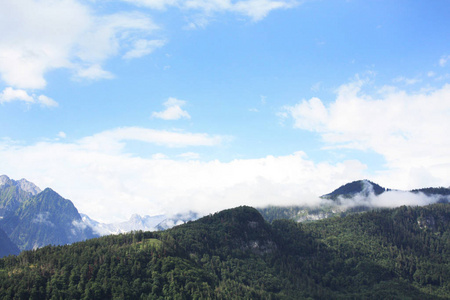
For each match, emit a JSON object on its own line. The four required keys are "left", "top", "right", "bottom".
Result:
{"left": 1, "top": 0, "right": 450, "bottom": 222}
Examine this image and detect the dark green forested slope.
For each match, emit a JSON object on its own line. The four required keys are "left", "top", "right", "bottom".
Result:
{"left": 0, "top": 204, "right": 450, "bottom": 299}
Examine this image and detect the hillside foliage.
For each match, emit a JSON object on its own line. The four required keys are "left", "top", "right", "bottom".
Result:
{"left": 1, "top": 204, "right": 450, "bottom": 299}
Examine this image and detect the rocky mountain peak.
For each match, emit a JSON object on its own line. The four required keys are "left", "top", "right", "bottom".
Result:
{"left": 17, "top": 178, "right": 41, "bottom": 195}
{"left": 0, "top": 175, "right": 12, "bottom": 186}
{"left": 129, "top": 214, "right": 143, "bottom": 222}
{"left": 0, "top": 175, "right": 41, "bottom": 195}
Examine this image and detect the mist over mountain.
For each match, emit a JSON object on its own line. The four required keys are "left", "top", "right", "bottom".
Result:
{"left": 321, "top": 179, "right": 387, "bottom": 200}
{"left": 82, "top": 211, "right": 200, "bottom": 236}
{"left": 81, "top": 213, "right": 167, "bottom": 236}
{"left": 0, "top": 175, "right": 201, "bottom": 254}
{"left": 323, "top": 180, "right": 450, "bottom": 208}
{"left": 258, "top": 179, "right": 450, "bottom": 223}
{"left": 1, "top": 174, "right": 449, "bottom": 256}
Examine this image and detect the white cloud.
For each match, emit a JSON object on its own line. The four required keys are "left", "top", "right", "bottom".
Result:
{"left": 0, "top": 134, "right": 367, "bottom": 222}
{"left": 0, "top": 0, "right": 157, "bottom": 89}
{"left": 0, "top": 0, "right": 298, "bottom": 91}
{"left": 281, "top": 77, "right": 450, "bottom": 190}
{"left": 374, "top": 191, "right": 437, "bottom": 207}
{"left": 331, "top": 189, "right": 443, "bottom": 210}
{"left": 177, "top": 152, "right": 200, "bottom": 159}
{"left": 151, "top": 97, "right": 191, "bottom": 120}
{"left": 37, "top": 95, "right": 58, "bottom": 107}
{"left": 260, "top": 95, "right": 267, "bottom": 105}
{"left": 78, "top": 127, "right": 225, "bottom": 154}
{"left": 152, "top": 153, "right": 169, "bottom": 159}
{"left": 32, "top": 212, "right": 54, "bottom": 227}
{"left": 231, "top": 0, "right": 297, "bottom": 21}
{"left": 123, "top": 0, "right": 298, "bottom": 22}
{"left": 439, "top": 55, "right": 450, "bottom": 67}
{"left": 74, "top": 65, "right": 115, "bottom": 81}
{"left": 393, "top": 76, "right": 420, "bottom": 85}
{"left": 123, "top": 39, "right": 166, "bottom": 59}
{"left": 183, "top": 16, "right": 211, "bottom": 30}
{"left": 0, "top": 87, "right": 34, "bottom": 104}
{"left": 0, "top": 87, "right": 58, "bottom": 107}
{"left": 311, "top": 82, "right": 321, "bottom": 92}
{"left": 0, "top": 0, "right": 87, "bottom": 89}
{"left": 280, "top": 97, "right": 328, "bottom": 131}
{"left": 75, "top": 12, "right": 158, "bottom": 64}
{"left": 123, "top": 0, "right": 180, "bottom": 10}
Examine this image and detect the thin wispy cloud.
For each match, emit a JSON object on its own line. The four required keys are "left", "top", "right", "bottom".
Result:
{"left": 392, "top": 76, "right": 420, "bottom": 85}
{"left": 74, "top": 65, "right": 115, "bottom": 81}
{"left": 122, "top": 0, "right": 298, "bottom": 21}
{"left": 78, "top": 127, "right": 224, "bottom": 153}
{"left": 439, "top": 55, "right": 450, "bottom": 67}
{"left": 123, "top": 39, "right": 167, "bottom": 59}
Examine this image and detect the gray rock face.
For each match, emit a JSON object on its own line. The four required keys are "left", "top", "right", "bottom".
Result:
{"left": 17, "top": 178, "right": 41, "bottom": 196}
{"left": 0, "top": 175, "right": 40, "bottom": 216}
{"left": 0, "top": 175, "right": 41, "bottom": 195}
{"left": 0, "top": 188, "right": 98, "bottom": 251}
{"left": 0, "top": 175, "right": 11, "bottom": 186}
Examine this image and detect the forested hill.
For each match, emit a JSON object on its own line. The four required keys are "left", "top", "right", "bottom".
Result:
{"left": 321, "top": 179, "right": 387, "bottom": 200}
{"left": 1, "top": 204, "right": 450, "bottom": 299}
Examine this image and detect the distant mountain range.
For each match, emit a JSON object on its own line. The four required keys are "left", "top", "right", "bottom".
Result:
{"left": 81, "top": 211, "right": 199, "bottom": 235}
{"left": 1, "top": 175, "right": 449, "bottom": 258}
{"left": 0, "top": 183, "right": 97, "bottom": 252}
{"left": 0, "top": 175, "right": 199, "bottom": 257}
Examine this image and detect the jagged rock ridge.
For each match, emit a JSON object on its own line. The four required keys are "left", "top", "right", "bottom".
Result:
{"left": 0, "top": 175, "right": 41, "bottom": 218}
{"left": 0, "top": 181, "right": 98, "bottom": 251}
